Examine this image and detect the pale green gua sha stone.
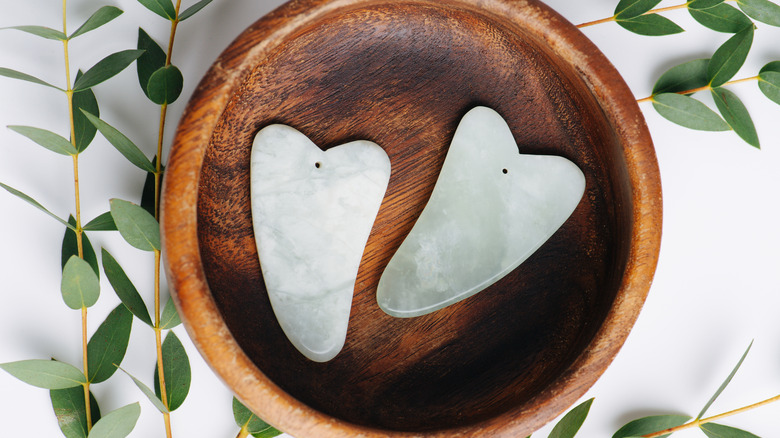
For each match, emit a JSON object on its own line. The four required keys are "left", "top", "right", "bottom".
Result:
{"left": 377, "top": 106, "right": 586, "bottom": 318}
{"left": 250, "top": 125, "right": 391, "bottom": 362}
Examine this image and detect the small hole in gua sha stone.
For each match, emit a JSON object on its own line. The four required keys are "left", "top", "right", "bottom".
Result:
{"left": 502, "top": 168, "right": 508, "bottom": 174}
{"left": 315, "top": 162, "right": 322, "bottom": 169}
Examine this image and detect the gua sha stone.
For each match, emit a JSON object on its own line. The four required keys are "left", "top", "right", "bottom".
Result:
{"left": 377, "top": 106, "right": 586, "bottom": 318}
{"left": 250, "top": 125, "right": 391, "bottom": 362}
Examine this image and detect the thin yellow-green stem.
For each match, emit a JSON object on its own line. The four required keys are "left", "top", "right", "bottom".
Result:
{"left": 577, "top": 2, "right": 700, "bottom": 28}
{"left": 643, "top": 393, "right": 780, "bottom": 437}
{"left": 236, "top": 426, "right": 250, "bottom": 438}
{"left": 636, "top": 75, "right": 761, "bottom": 103}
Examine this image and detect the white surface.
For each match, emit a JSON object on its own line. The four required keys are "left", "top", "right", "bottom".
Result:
{"left": 0, "top": 1, "right": 779, "bottom": 437}
{"left": 251, "top": 125, "right": 390, "bottom": 362}
{"left": 378, "top": 107, "right": 584, "bottom": 318}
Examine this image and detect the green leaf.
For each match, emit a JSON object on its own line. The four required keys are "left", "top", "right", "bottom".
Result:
{"left": 614, "top": 0, "right": 663, "bottom": 19}
{"left": 72, "top": 71, "right": 99, "bottom": 153}
{"left": 137, "top": 0, "right": 177, "bottom": 20}
{"left": 70, "top": 6, "right": 124, "bottom": 39}
{"left": 711, "top": 87, "right": 760, "bottom": 147}
{"left": 62, "top": 256, "right": 101, "bottom": 309}
{"left": 159, "top": 296, "right": 182, "bottom": 329}
{"left": 8, "top": 125, "right": 77, "bottom": 155}
{"left": 110, "top": 199, "right": 161, "bottom": 251}
{"left": 147, "top": 65, "right": 183, "bottom": 105}
{"left": 0, "top": 359, "right": 86, "bottom": 389}
{"left": 87, "top": 403, "right": 140, "bottom": 438}
{"left": 50, "top": 387, "right": 101, "bottom": 438}
{"left": 101, "top": 249, "right": 153, "bottom": 327}
{"left": 73, "top": 49, "right": 145, "bottom": 92}
{"left": 549, "top": 398, "right": 593, "bottom": 438}
{"left": 737, "top": 0, "right": 780, "bottom": 26}
{"left": 0, "top": 182, "right": 75, "bottom": 229}
{"left": 84, "top": 212, "right": 117, "bottom": 231}
{"left": 697, "top": 341, "right": 753, "bottom": 419}
{"left": 82, "top": 112, "right": 155, "bottom": 173}
{"left": 652, "top": 93, "right": 731, "bottom": 131}
{"left": 2, "top": 25, "right": 67, "bottom": 41}
{"left": 140, "top": 156, "right": 164, "bottom": 216}
{"left": 689, "top": 0, "right": 726, "bottom": 9}
{"left": 87, "top": 305, "right": 133, "bottom": 383}
{"left": 233, "top": 398, "right": 283, "bottom": 438}
{"left": 117, "top": 367, "right": 168, "bottom": 413}
{"left": 700, "top": 423, "right": 760, "bottom": 438}
{"left": 653, "top": 59, "right": 710, "bottom": 95}
{"left": 154, "top": 332, "right": 191, "bottom": 412}
{"left": 689, "top": 4, "right": 753, "bottom": 33}
{"left": 612, "top": 415, "right": 692, "bottom": 438}
{"left": 708, "top": 25, "right": 754, "bottom": 87}
{"left": 136, "top": 29, "right": 167, "bottom": 101}
{"left": 178, "top": 0, "right": 215, "bottom": 21}
{"left": 758, "top": 61, "right": 780, "bottom": 105}
{"left": 0, "top": 67, "right": 62, "bottom": 90}
{"left": 62, "top": 216, "right": 99, "bottom": 276}
{"left": 616, "top": 14, "right": 685, "bottom": 35}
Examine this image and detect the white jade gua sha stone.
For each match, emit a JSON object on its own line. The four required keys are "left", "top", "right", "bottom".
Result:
{"left": 250, "top": 125, "right": 391, "bottom": 362}
{"left": 377, "top": 106, "right": 586, "bottom": 318}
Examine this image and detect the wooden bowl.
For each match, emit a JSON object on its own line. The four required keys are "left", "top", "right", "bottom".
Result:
{"left": 162, "top": 0, "right": 662, "bottom": 436}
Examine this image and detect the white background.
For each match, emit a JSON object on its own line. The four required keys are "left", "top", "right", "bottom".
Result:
{"left": 1, "top": 1, "right": 779, "bottom": 437}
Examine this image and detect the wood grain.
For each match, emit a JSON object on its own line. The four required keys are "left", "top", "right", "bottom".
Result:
{"left": 162, "top": 0, "right": 662, "bottom": 437}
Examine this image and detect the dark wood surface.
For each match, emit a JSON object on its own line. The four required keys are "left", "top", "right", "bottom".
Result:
{"left": 162, "top": 1, "right": 662, "bottom": 437}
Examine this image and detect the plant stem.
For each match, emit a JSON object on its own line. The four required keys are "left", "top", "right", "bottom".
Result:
{"left": 636, "top": 75, "right": 760, "bottom": 103}
{"left": 236, "top": 426, "right": 250, "bottom": 438}
{"left": 643, "top": 392, "right": 780, "bottom": 437}
{"left": 577, "top": 2, "right": 689, "bottom": 28}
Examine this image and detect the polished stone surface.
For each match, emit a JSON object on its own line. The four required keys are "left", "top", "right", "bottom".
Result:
{"left": 251, "top": 125, "right": 391, "bottom": 362}
{"left": 377, "top": 106, "right": 585, "bottom": 318}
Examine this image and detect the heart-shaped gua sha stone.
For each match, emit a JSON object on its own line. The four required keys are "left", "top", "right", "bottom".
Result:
{"left": 251, "top": 125, "right": 391, "bottom": 362}
{"left": 377, "top": 106, "right": 586, "bottom": 318}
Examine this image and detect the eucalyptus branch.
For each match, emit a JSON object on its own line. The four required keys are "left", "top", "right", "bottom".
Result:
{"left": 577, "top": 2, "right": 691, "bottom": 28}
{"left": 636, "top": 75, "right": 760, "bottom": 102}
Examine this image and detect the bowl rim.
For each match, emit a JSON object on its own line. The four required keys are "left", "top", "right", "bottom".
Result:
{"left": 161, "top": 0, "right": 663, "bottom": 436}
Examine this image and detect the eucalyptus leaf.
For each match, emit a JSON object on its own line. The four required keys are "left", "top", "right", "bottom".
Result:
{"left": 117, "top": 367, "right": 168, "bottom": 413}
{"left": 708, "top": 25, "right": 754, "bottom": 87}
{"left": 737, "top": 0, "right": 780, "bottom": 26}
{"left": 8, "top": 125, "right": 77, "bottom": 155}
{"left": 87, "top": 403, "right": 141, "bottom": 438}
{"left": 147, "top": 65, "right": 183, "bottom": 105}
{"left": 137, "top": 0, "right": 177, "bottom": 20}
{"left": 137, "top": 29, "right": 167, "bottom": 101}
{"left": 2, "top": 25, "right": 67, "bottom": 41}
{"left": 160, "top": 296, "right": 182, "bottom": 329}
{"left": 73, "top": 49, "right": 145, "bottom": 92}
{"left": 612, "top": 415, "right": 692, "bottom": 438}
{"left": 83, "top": 212, "right": 117, "bottom": 231}
{"left": 72, "top": 71, "right": 99, "bottom": 152}
{"left": 758, "top": 61, "right": 780, "bottom": 105}
{"left": 614, "top": 0, "right": 663, "bottom": 19}
{"left": 616, "top": 14, "right": 685, "bottom": 35}
{"left": 653, "top": 58, "right": 710, "bottom": 95}
{"left": 697, "top": 341, "right": 753, "bottom": 419}
{"left": 0, "top": 67, "right": 62, "bottom": 90}
{"left": 0, "top": 182, "right": 75, "bottom": 229}
{"left": 652, "top": 93, "right": 731, "bottom": 131}
{"left": 140, "top": 156, "right": 164, "bottom": 216}
{"left": 549, "top": 398, "right": 593, "bottom": 438}
{"left": 700, "top": 423, "right": 760, "bottom": 438}
{"left": 62, "top": 256, "right": 101, "bottom": 309}
{"left": 87, "top": 305, "right": 133, "bottom": 383}
{"left": 689, "top": 3, "right": 753, "bottom": 33}
{"left": 82, "top": 112, "right": 155, "bottom": 173}
{"left": 153, "top": 332, "right": 191, "bottom": 412}
{"left": 62, "top": 216, "right": 99, "bottom": 276}
{"left": 711, "top": 87, "right": 760, "bottom": 148}
{"left": 50, "top": 386, "right": 101, "bottom": 438}
{"left": 101, "top": 248, "right": 153, "bottom": 327}
{"left": 110, "top": 199, "right": 161, "bottom": 252}
{"left": 0, "top": 359, "right": 86, "bottom": 389}
{"left": 178, "top": 0, "right": 214, "bottom": 21}
{"left": 233, "top": 398, "right": 283, "bottom": 438}
{"left": 70, "top": 6, "right": 123, "bottom": 39}
{"left": 689, "top": 0, "right": 726, "bottom": 9}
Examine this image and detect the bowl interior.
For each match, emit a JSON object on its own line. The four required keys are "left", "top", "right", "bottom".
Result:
{"left": 194, "top": 1, "right": 633, "bottom": 433}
